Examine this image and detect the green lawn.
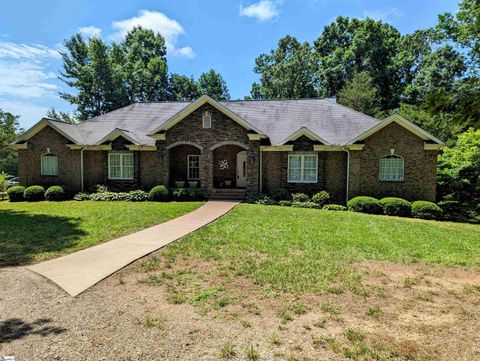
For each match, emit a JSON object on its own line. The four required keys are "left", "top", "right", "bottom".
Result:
{"left": 164, "top": 204, "right": 480, "bottom": 294}
{"left": 0, "top": 201, "right": 202, "bottom": 266}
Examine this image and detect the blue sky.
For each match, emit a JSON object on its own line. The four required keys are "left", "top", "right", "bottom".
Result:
{"left": 0, "top": 0, "right": 459, "bottom": 129}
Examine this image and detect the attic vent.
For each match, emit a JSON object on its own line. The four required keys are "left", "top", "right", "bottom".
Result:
{"left": 202, "top": 111, "right": 212, "bottom": 128}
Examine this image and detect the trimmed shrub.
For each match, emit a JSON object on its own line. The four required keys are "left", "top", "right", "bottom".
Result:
{"left": 271, "top": 188, "right": 292, "bottom": 202}
{"left": 7, "top": 186, "right": 25, "bottom": 202}
{"left": 128, "top": 190, "right": 149, "bottom": 202}
{"left": 90, "top": 192, "right": 130, "bottom": 201}
{"left": 24, "top": 185, "right": 45, "bottom": 202}
{"left": 292, "top": 193, "right": 310, "bottom": 202}
{"left": 45, "top": 185, "right": 66, "bottom": 201}
{"left": 149, "top": 185, "right": 170, "bottom": 202}
{"left": 254, "top": 195, "right": 276, "bottom": 205}
{"left": 278, "top": 200, "right": 292, "bottom": 207}
{"left": 412, "top": 201, "right": 443, "bottom": 220}
{"left": 348, "top": 196, "right": 383, "bottom": 214}
{"left": 172, "top": 187, "right": 189, "bottom": 201}
{"left": 323, "top": 204, "right": 347, "bottom": 211}
{"left": 291, "top": 201, "right": 322, "bottom": 209}
{"left": 379, "top": 197, "right": 411, "bottom": 217}
{"left": 74, "top": 192, "right": 91, "bottom": 201}
{"left": 312, "top": 191, "right": 330, "bottom": 206}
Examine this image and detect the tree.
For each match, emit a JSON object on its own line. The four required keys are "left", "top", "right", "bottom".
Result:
{"left": 337, "top": 72, "right": 380, "bottom": 116}
{"left": 122, "top": 27, "right": 169, "bottom": 102}
{"left": 437, "top": 128, "right": 480, "bottom": 204}
{"left": 314, "top": 17, "right": 402, "bottom": 110}
{"left": 46, "top": 108, "right": 76, "bottom": 124}
{"left": 0, "top": 109, "right": 23, "bottom": 175}
{"left": 167, "top": 74, "right": 199, "bottom": 101}
{"left": 197, "top": 69, "right": 230, "bottom": 100}
{"left": 251, "top": 35, "right": 318, "bottom": 99}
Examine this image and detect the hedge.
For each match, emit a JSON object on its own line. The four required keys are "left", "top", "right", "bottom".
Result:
{"left": 312, "top": 191, "right": 330, "bottom": 206}
{"left": 45, "top": 185, "right": 66, "bottom": 201}
{"left": 348, "top": 196, "right": 383, "bottom": 214}
{"left": 322, "top": 204, "right": 347, "bottom": 211}
{"left": 411, "top": 201, "right": 443, "bottom": 220}
{"left": 292, "top": 193, "right": 310, "bottom": 202}
{"left": 7, "top": 186, "right": 25, "bottom": 202}
{"left": 24, "top": 185, "right": 45, "bottom": 202}
{"left": 379, "top": 197, "right": 411, "bottom": 217}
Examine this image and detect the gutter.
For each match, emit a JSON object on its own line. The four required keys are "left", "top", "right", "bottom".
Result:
{"left": 80, "top": 147, "right": 85, "bottom": 192}
{"left": 259, "top": 148, "right": 263, "bottom": 194}
{"left": 343, "top": 148, "right": 350, "bottom": 205}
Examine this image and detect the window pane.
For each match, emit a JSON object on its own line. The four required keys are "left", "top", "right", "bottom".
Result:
{"left": 288, "top": 155, "right": 301, "bottom": 169}
{"left": 288, "top": 169, "right": 302, "bottom": 182}
{"left": 380, "top": 156, "right": 404, "bottom": 181}
{"left": 303, "top": 169, "right": 316, "bottom": 182}
{"left": 188, "top": 155, "right": 200, "bottom": 179}
{"left": 121, "top": 154, "right": 134, "bottom": 179}
{"left": 303, "top": 155, "right": 316, "bottom": 169}
{"left": 41, "top": 155, "right": 58, "bottom": 176}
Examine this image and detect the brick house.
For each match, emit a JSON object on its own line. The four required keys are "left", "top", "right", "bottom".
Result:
{"left": 12, "top": 95, "right": 444, "bottom": 202}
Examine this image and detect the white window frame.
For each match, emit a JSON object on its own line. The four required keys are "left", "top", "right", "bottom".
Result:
{"left": 287, "top": 153, "right": 318, "bottom": 183}
{"left": 187, "top": 154, "right": 200, "bottom": 180}
{"left": 108, "top": 152, "right": 134, "bottom": 180}
{"left": 41, "top": 153, "right": 59, "bottom": 176}
{"left": 379, "top": 154, "right": 404, "bottom": 182}
{"left": 202, "top": 114, "right": 212, "bottom": 128}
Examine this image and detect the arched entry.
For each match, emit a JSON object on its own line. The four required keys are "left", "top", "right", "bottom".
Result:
{"left": 168, "top": 143, "right": 201, "bottom": 187}
{"left": 212, "top": 144, "right": 248, "bottom": 188}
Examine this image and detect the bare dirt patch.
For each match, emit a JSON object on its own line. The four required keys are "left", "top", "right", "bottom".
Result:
{"left": 1, "top": 257, "right": 480, "bottom": 360}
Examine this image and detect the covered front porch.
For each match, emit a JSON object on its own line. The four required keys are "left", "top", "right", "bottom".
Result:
{"left": 166, "top": 141, "right": 249, "bottom": 192}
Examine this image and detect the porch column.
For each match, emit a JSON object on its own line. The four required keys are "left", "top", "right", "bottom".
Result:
{"left": 156, "top": 141, "right": 169, "bottom": 185}
{"left": 246, "top": 140, "right": 260, "bottom": 194}
{"left": 200, "top": 149, "right": 213, "bottom": 192}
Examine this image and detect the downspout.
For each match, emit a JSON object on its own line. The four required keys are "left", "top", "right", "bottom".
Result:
{"left": 80, "top": 147, "right": 85, "bottom": 192}
{"left": 343, "top": 148, "right": 350, "bottom": 205}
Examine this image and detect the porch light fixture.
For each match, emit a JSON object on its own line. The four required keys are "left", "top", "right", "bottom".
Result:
{"left": 248, "top": 155, "right": 256, "bottom": 163}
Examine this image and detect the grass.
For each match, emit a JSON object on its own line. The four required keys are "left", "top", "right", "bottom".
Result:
{"left": 0, "top": 201, "right": 202, "bottom": 266}
{"left": 163, "top": 204, "right": 480, "bottom": 294}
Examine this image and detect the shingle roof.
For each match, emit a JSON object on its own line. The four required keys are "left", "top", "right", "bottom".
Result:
{"left": 40, "top": 99, "right": 382, "bottom": 146}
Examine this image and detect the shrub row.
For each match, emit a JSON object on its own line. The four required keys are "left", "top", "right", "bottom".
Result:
{"left": 347, "top": 196, "right": 443, "bottom": 220}
{"left": 7, "top": 185, "right": 69, "bottom": 202}
{"left": 247, "top": 190, "right": 346, "bottom": 211}
{"left": 74, "top": 185, "right": 209, "bottom": 202}
{"left": 270, "top": 189, "right": 331, "bottom": 206}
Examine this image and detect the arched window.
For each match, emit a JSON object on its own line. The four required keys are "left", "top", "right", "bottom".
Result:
{"left": 41, "top": 154, "right": 59, "bottom": 176}
{"left": 379, "top": 155, "right": 404, "bottom": 181}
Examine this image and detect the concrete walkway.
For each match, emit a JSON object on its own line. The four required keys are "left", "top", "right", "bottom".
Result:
{"left": 27, "top": 201, "right": 239, "bottom": 297}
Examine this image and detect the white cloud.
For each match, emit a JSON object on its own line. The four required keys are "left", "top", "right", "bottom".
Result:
{"left": 0, "top": 100, "right": 50, "bottom": 128}
{"left": 111, "top": 10, "right": 195, "bottom": 58}
{"left": 78, "top": 26, "right": 102, "bottom": 38}
{"left": 0, "top": 41, "right": 60, "bottom": 60}
{"left": 362, "top": 8, "right": 404, "bottom": 23}
{"left": 239, "top": 1, "right": 280, "bottom": 22}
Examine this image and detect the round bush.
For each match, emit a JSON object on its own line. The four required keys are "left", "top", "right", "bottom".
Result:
{"left": 312, "top": 191, "right": 330, "bottom": 206}
{"left": 348, "top": 196, "right": 383, "bottom": 214}
{"left": 271, "top": 188, "right": 292, "bottom": 202}
{"left": 149, "top": 185, "right": 170, "bottom": 201}
{"left": 411, "top": 201, "right": 443, "bottom": 220}
{"left": 322, "top": 204, "right": 347, "bottom": 211}
{"left": 7, "top": 186, "right": 25, "bottom": 202}
{"left": 379, "top": 197, "right": 411, "bottom": 217}
{"left": 24, "top": 185, "right": 45, "bottom": 202}
{"left": 128, "top": 190, "right": 149, "bottom": 202}
{"left": 45, "top": 185, "right": 66, "bottom": 201}
{"left": 292, "top": 193, "right": 310, "bottom": 202}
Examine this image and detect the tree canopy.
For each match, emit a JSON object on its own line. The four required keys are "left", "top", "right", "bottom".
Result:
{"left": 0, "top": 109, "right": 23, "bottom": 175}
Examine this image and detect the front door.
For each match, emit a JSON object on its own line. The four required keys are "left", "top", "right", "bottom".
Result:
{"left": 236, "top": 151, "right": 247, "bottom": 188}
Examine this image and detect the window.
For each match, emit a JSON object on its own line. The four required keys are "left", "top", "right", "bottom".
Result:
{"left": 188, "top": 155, "right": 200, "bottom": 180}
{"left": 108, "top": 153, "right": 134, "bottom": 180}
{"left": 41, "top": 154, "right": 58, "bottom": 176}
{"left": 288, "top": 154, "right": 318, "bottom": 183}
{"left": 379, "top": 155, "right": 404, "bottom": 181}
{"left": 202, "top": 113, "right": 212, "bottom": 128}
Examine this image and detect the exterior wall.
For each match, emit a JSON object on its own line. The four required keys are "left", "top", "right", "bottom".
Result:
{"left": 105, "top": 137, "right": 140, "bottom": 192}
{"left": 262, "top": 148, "right": 347, "bottom": 202}
{"left": 17, "top": 126, "right": 81, "bottom": 191}
{"left": 157, "top": 104, "right": 259, "bottom": 192}
{"left": 83, "top": 151, "right": 106, "bottom": 191}
{"left": 169, "top": 144, "right": 201, "bottom": 187}
{"left": 349, "top": 122, "right": 438, "bottom": 201}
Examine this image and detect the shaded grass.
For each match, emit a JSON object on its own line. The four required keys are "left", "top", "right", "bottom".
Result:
{"left": 0, "top": 201, "right": 202, "bottom": 266}
{"left": 164, "top": 204, "right": 480, "bottom": 294}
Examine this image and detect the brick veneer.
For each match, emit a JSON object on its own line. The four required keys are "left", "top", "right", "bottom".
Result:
{"left": 348, "top": 122, "right": 438, "bottom": 201}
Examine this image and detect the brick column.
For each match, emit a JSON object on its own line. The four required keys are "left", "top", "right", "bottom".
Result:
{"left": 156, "top": 141, "right": 169, "bottom": 185}
{"left": 348, "top": 151, "right": 361, "bottom": 200}
{"left": 200, "top": 149, "right": 213, "bottom": 192}
{"left": 247, "top": 141, "right": 260, "bottom": 194}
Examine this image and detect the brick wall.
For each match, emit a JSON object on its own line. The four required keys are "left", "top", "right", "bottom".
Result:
{"left": 18, "top": 125, "right": 82, "bottom": 191}
{"left": 349, "top": 122, "right": 438, "bottom": 201}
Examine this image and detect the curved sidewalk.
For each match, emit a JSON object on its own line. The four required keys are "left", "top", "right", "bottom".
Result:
{"left": 27, "top": 201, "right": 239, "bottom": 297}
